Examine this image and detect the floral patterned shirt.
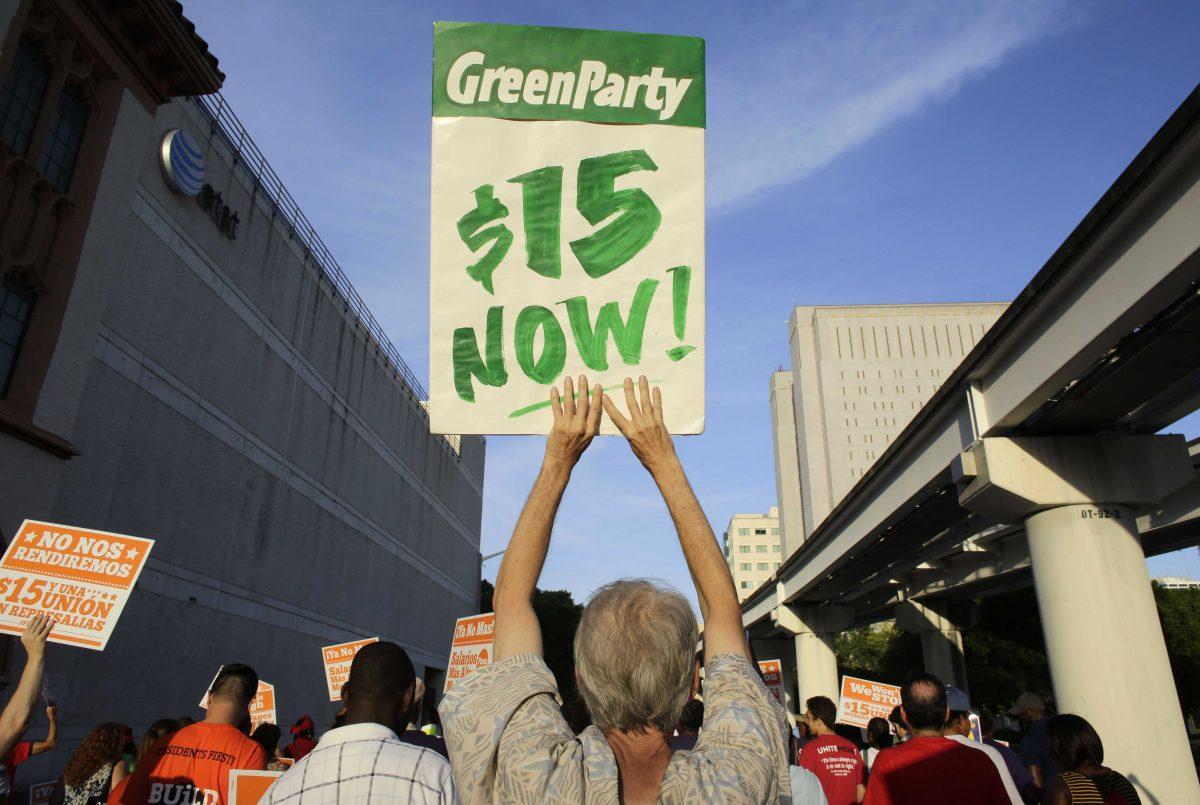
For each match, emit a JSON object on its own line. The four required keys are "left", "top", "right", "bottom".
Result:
{"left": 439, "top": 651, "right": 791, "bottom": 804}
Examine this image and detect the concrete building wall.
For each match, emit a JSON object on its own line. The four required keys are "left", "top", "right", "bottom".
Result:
{"left": 787, "top": 304, "right": 1006, "bottom": 537}
{"left": 769, "top": 371, "right": 803, "bottom": 556}
{"left": 723, "top": 508, "right": 782, "bottom": 600}
{"left": 0, "top": 88, "right": 484, "bottom": 783}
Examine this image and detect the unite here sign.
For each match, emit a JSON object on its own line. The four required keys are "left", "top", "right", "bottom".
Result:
{"left": 837, "top": 675, "right": 902, "bottom": 729}
{"left": 0, "top": 520, "right": 153, "bottom": 650}
{"left": 321, "top": 637, "right": 379, "bottom": 701}
{"left": 429, "top": 22, "right": 706, "bottom": 435}
{"left": 445, "top": 612, "right": 494, "bottom": 693}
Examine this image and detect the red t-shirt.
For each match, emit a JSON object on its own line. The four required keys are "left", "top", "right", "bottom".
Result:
{"left": 1, "top": 741, "right": 33, "bottom": 804}
{"left": 284, "top": 736, "right": 316, "bottom": 761}
{"left": 109, "top": 722, "right": 265, "bottom": 805}
{"left": 799, "top": 733, "right": 864, "bottom": 805}
{"left": 863, "top": 736, "right": 1012, "bottom": 805}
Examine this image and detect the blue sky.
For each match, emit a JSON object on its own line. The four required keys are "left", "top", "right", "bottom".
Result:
{"left": 184, "top": 0, "right": 1200, "bottom": 603}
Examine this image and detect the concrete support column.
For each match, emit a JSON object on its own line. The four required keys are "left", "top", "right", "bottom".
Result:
{"left": 1026, "top": 504, "right": 1196, "bottom": 802}
{"left": 771, "top": 604, "right": 849, "bottom": 708}
{"left": 895, "top": 600, "right": 969, "bottom": 694}
{"left": 954, "top": 435, "right": 1198, "bottom": 802}
{"left": 793, "top": 630, "right": 839, "bottom": 708}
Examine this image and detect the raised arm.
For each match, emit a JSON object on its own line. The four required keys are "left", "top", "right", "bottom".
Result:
{"left": 602, "top": 377, "right": 749, "bottom": 660}
{"left": 0, "top": 615, "right": 53, "bottom": 758}
{"left": 29, "top": 704, "right": 58, "bottom": 755}
{"left": 492, "top": 376, "right": 602, "bottom": 662}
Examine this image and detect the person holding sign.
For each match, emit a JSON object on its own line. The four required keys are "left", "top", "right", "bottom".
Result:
{"left": 0, "top": 701, "right": 58, "bottom": 805}
{"left": 0, "top": 616, "right": 53, "bottom": 801}
{"left": 110, "top": 664, "right": 265, "bottom": 805}
{"left": 440, "top": 377, "right": 791, "bottom": 803}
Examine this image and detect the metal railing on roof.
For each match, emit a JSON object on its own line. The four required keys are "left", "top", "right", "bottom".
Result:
{"left": 190, "top": 92, "right": 430, "bottom": 406}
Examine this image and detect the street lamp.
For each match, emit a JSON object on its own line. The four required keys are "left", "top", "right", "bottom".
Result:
{"left": 476, "top": 550, "right": 507, "bottom": 611}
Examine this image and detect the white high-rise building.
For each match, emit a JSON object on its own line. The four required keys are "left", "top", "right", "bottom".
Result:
{"left": 723, "top": 508, "right": 783, "bottom": 600}
{"left": 775, "top": 304, "right": 1007, "bottom": 545}
{"left": 1153, "top": 576, "right": 1200, "bottom": 590}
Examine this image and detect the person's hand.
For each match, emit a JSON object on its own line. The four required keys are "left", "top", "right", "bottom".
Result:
{"left": 20, "top": 614, "right": 53, "bottom": 659}
{"left": 602, "top": 376, "right": 678, "bottom": 473}
{"left": 544, "top": 375, "right": 602, "bottom": 470}
{"left": 45, "top": 704, "right": 58, "bottom": 720}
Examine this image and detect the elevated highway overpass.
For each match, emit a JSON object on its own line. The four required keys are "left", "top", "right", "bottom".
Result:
{"left": 746, "top": 84, "right": 1200, "bottom": 800}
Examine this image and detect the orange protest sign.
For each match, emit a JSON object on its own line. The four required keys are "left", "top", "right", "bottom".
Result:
{"left": 200, "top": 670, "right": 276, "bottom": 730}
{"left": 322, "top": 637, "right": 379, "bottom": 701}
{"left": 249, "top": 681, "right": 276, "bottom": 731}
{"left": 757, "top": 659, "right": 784, "bottom": 705}
{"left": 228, "top": 770, "right": 282, "bottom": 804}
{"left": 29, "top": 781, "right": 56, "bottom": 805}
{"left": 445, "top": 612, "right": 494, "bottom": 693}
{"left": 837, "top": 675, "right": 901, "bottom": 728}
{"left": 0, "top": 520, "right": 153, "bottom": 650}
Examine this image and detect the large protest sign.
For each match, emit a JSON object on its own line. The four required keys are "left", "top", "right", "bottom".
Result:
{"left": 445, "top": 612, "right": 494, "bottom": 693}
{"left": 837, "top": 675, "right": 901, "bottom": 728}
{"left": 228, "top": 770, "right": 282, "bottom": 805}
{"left": 757, "top": 659, "right": 784, "bottom": 705}
{"left": 429, "top": 22, "right": 706, "bottom": 434}
{"left": 322, "top": 637, "right": 379, "bottom": 701}
{"left": 0, "top": 520, "right": 153, "bottom": 650}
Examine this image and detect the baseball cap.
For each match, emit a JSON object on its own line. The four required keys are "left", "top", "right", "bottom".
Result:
{"left": 945, "top": 684, "right": 971, "bottom": 712}
{"left": 1008, "top": 692, "right": 1045, "bottom": 715}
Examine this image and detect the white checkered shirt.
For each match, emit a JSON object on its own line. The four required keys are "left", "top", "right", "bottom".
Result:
{"left": 265, "top": 722, "right": 456, "bottom": 804}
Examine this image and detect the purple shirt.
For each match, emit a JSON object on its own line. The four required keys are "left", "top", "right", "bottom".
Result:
{"left": 401, "top": 729, "right": 449, "bottom": 758}
{"left": 984, "top": 737, "right": 1035, "bottom": 790}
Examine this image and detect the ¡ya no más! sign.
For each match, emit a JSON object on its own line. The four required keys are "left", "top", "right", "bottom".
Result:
{"left": 429, "top": 22, "right": 706, "bottom": 435}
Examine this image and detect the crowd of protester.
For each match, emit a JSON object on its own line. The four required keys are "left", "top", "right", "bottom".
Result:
{"left": 0, "top": 380, "right": 1158, "bottom": 803}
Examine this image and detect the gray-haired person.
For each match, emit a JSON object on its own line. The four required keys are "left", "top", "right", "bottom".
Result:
{"left": 440, "top": 376, "right": 792, "bottom": 803}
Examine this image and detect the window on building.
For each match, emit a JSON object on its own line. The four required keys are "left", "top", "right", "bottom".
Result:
{"left": 737, "top": 528, "right": 750, "bottom": 536}
{"left": 757, "top": 562, "right": 769, "bottom": 571}
{"left": 0, "top": 39, "right": 50, "bottom": 156}
{"left": 772, "top": 545, "right": 781, "bottom": 552}
{"left": 754, "top": 528, "right": 766, "bottom": 535}
{"left": 740, "top": 581, "right": 751, "bottom": 589}
{"left": 0, "top": 275, "right": 36, "bottom": 397}
{"left": 755, "top": 545, "right": 768, "bottom": 553}
{"left": 773, "top": 563, "right": 781, "bottom": 570}
{"left": 738, "top": 546, "right": 750, "bottom": 553}
{"left": 36, "top": 83, "right": 88, "bottom": 193}
{"left": 771, "top": 528, "right": 780, "bottom": 535}
{"left": 739, "top": 563, "right": 751, "bottom": 571}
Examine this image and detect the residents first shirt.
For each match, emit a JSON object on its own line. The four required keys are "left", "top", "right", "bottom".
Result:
{"left": 109, "top": 722, "right": 266, "bottom": 805}
{"left": 798, "top": 733, "right": 863, "bottom": 805}
{"left": 864, "top": 735, "right": 1014, "bottom": 805}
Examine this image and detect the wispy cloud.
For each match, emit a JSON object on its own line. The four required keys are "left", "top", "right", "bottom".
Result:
{"left": 190, "top": 0, "right": 1102, "bottom": 608}
{"left": 709, "top": 1, "right": 1084, "bottom": 210}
